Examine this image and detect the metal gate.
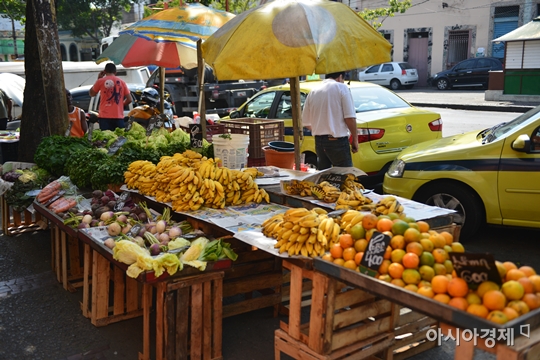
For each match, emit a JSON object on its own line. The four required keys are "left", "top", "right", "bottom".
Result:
{"left": 447, "top": 30, "right": 470, "bottom": 69}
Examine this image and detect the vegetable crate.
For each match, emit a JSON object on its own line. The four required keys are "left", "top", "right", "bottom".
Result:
{"left": 50, "top": 224, "right": 84, "bottom": 292}
{"left": 219, "top": 118, "right": 284, "bottom": 159}
{"left": 275, "top": 260, "right": 396, "bottom": 359}
{"left": 145, "top": 271, "right": 224, "bottom": 360}
{"left": 1, "top": 195, "right": 47, "bottom": 236}
{"left": 80, "top": 246, "right": 144, "bottom": 327}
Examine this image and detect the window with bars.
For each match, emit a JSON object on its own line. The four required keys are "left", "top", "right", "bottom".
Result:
{"left": 447, "top": 30, "right": 470, "bottom": 68}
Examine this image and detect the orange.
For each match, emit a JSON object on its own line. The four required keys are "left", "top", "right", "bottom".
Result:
{"left": 502, "top": 307, "right": 519, "bottom": 321}
{"left": 403, "top": 228, "right": 421, "bottom": 244}
{"left": 419, "top": 280, "right": 432, "bottom": 288}
{"left": 343, "top": 259, "right": 357, "bottom": 270}
{"left": 382, "top": 231, "right": 394, "bottom": 238}
{"left": 404, "top": 284, "right": 419, "bottom": 292}
{"left": 342, "top": 247, "right": 357, "bottom": 262}
{"left": 447, "top": 278, "right": 469, "bottom": 298}
{"left": 402, "top": 269, "right": 421, "bottom": 285}
{"left": 378, "top": 259, "right": 391, "bottom": 274}
{"left": 419, "top": 252, "right": 435, "bottom": 267}
{"left": 417, "top": 286, "right": 435, "bottom": 298}
{"left": 339, "top": 234, "right": 354, "bottom": 249}
{"left": 477, "top": 281, "right": 500, "bottom": 298}
{"left": 432, "top": 248, "right": 449, "bottom": 263}
{"left": 529, "top": 275, "right": 540, "bottom": 292}
{"left": 383, "top": 245, "right": 392, "bottom": 260}
{"left": 349, "top": 224, "right": 365, "bottom": 241}
{"left": 433, "top": 294, "right": 451, "bottom": 304}
{"left": 321, "top": 253, "right": 333, "bottom": 262}
{"left": 517, "top": 277, "right": 535, "bottom": 294}
{"left": 443, "top": 245, "right": 453, "bottom": 254}
{"left": 450, "top": 242, "right": 465, "bottom": 253}
{"left": 390, "top": 235, "right": 405, "bottom": 250}
{"left": 362, "top": 213, "right": 378, "bottom": 230}
{"left": 391, "top": 249, "right": 406, "bottom": 264}
{"left": 466, "top": 293, "right": 482, "bottom": 305}
{"left": 507, "top": 300, "right": 530, "bottom": 316}
{"left": 419, "top": 265, "right": 435, "bottom": 282}
{"left": 408, "top": 222, "right": 420, "bottom": 231}
{"left": 406, "top": 242, "right": 423, "bottom": 256}
{"left": 483, "top": 290, "right": 507, "bottom": 311}
{"left": 506, "top": 269, "right": 526, "bottom": 281}
{"left": 378, "top": 274, "right": 392, "bottom": 283}
{"left": 487, "top": 310, "right": 508, "bottom": 324}
{"left": 401, "top": 215, "right": 416, "bottom": 223}
{"left": 467, "top": 304, "right": 489, "bottom": 318}
{"left": 433, "top": 263, "right": 447, "bottom": 276}
{"left": 502, "top": 261, "right": 518, "bottom": 272}
{"left": 448, "top": 297, "right": 469, "bottom": 311}
{"left": 439, "top": 231, "right": 453, "bottom": 245}
{"left": 419, "top": 238, "right": 434, "bottom": 252}
{"left": 402, "top": 253, "right": 420, "bottom": 269}
{"left": 519, "top": 266, "right": 537, "bottom": 277}
{"left": 416, "top": 221, "right": 430, "bottom": 233}
{"left": 391, "top": 278, "right": 406, "bottom": 287}
{"left": 330, "top": 244, "right": 343, "bottom": 259}
{"left": 354, "top": 239, "right": 368, "bottom": 253}
{"left": 522, "top": 293, "right": 540, "bottom": 310}
{"left": 443, "top": 260, "right": 454, "bottom": 274}
{"left": 429, "top": 233, "right": 446, "bottom": 249}
{"left": 431, "top": 275, "right": 450, "bottom": 294}
{"left": 391, "top": 220, "right": 409, "bottom": 236}
{"left": 333, "top": 258, "right": 345, "bottom": 266}
{"left": 388, "top": 263, "right": 405, "bottom": 279}
{"left": 354, "top": 252, "right": 364, "bottom": 266}
{"left": 376, "top": 218, "right": 394, "bottom": 232}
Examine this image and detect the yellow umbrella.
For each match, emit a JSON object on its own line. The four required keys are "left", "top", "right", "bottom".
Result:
{"left": 202, "top": 0, "right": 391, "bottom": 168}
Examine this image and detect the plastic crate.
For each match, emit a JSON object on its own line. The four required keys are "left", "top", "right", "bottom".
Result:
{"left": 220, "top": 118, "right": 284, "bottom": 159}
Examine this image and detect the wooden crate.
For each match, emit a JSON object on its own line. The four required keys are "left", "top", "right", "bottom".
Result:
{"left": 431, "top": 223, "right": 461, "bottom": 242}
{"left": 80, "top": 245, "right": 144, "bottom": 327}
{"left": 50, "top": 224, "right": 84, "bottom": 292}
{"left": 1, "top": 195, "right": 47, "bottom": 236}
{"left": 222, "top": 237, "right": 283, "bottom": 318}
{"left": 144, "top": 272, "right": 224, "bottom": 360}
{"left": 277, "top": 260, "right": 396, "bottom": 358}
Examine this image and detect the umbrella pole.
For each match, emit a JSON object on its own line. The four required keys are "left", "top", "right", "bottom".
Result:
{"left": 290, "top": 76, "right": 302, "bottom": 171}
{"left": 197, "top": 39, "right": 207, "bottom": 140}
{"left": 159, "top": 67, "right": 165, "bottom": 115}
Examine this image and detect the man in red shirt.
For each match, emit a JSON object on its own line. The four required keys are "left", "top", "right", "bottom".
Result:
{"left": 89, "top": 63, "right": 132, "bottom": 131}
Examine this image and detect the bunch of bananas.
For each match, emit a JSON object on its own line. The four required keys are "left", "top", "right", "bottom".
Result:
{"left": 283, "top": 180, "right": 316, "bottom": 197}
{"left": 341, "top": 174, "right": 366, "bottom": 193}
{"left": 372, "top": 196, "right": 404, "bottom": 216}
{"left": 338, "top": 210, "right": 366, "bottom": 233}
{"left": 124, "top": 160, "right": 158, "bottom": 196}
{"left": 311, "top": 181, "right": 341, "bottom": 203}
{"left": 261, "top": 207, "right": 341, "bottom": 257}
{"left": 124, "top": 150, "right": 269, "bottom": 212}
{"left": 335, "top": 191, "right": 373, "bottom": 211}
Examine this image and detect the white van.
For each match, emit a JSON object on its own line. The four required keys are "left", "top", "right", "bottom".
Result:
{"left": 0, "top": 61, "right": 150, "bottom": 90}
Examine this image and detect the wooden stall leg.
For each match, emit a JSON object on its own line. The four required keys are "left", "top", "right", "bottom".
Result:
{"left": 156, "top": 282, "right": 165, "bottom": 360}
{"left": 191, "top": 282, "right": 203, "bottom": 360}
{"left": 212, "top": 278, "right": 223, "bottom": 359}
{"left": 81, "top": 244, "right": 91, "bottom": 318}
{"left": 91, "top": 250, "right": 111, "bottom": 326}
{"left": 139, "top": 283, "right": 152, "bottom": 360}
{"left": 55, "top": 226, "right": 61, "bottom": 283}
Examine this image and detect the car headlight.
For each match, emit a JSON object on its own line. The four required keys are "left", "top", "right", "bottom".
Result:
{"left": 387, "top": 159, "right": 405, "bottom": 178}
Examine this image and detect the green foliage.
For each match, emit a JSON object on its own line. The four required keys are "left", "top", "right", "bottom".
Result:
{"left": 1, "top": 0, "right": 26, "bottom": 23}
{"left": 144, "top": 0, "right": 256, "bottom": 16}
{"left": 358, "top": 0, "right": 411, "bottom": 30}
{"left": 34, "top": 136, "right": 92, "bottom": 177}
{"left": 65, "top": 148, "right": 110, "bottom": 189}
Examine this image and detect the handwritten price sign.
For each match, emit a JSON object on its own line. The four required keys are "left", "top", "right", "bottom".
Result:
{"left": 359, "top": 231, "right": 391, "bottom": 276}
{"left": 449, "top": 252, "right": 502, "bottom": 287}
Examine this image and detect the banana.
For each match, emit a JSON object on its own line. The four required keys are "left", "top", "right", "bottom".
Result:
{"left": 330, "top": 223, "right": 340, "bottom": 244}
{"left": 350, "top": 213, "right": 364, "bottom": 227}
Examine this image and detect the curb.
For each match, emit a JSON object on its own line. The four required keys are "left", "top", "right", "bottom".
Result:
{"left": 410, "top": 102, "right": 535, "bottom": 113}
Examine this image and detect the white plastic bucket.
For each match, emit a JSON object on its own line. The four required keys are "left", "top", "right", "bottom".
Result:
{"left": 212, "top": 134, "right": 250, "bottom": 169}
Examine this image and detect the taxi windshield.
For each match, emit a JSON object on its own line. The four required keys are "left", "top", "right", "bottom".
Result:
{"left": 490, "top": 106, "right": 540, "bottom": 141}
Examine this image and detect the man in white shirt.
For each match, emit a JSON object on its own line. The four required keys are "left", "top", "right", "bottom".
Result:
{"left": 302, "top": 71, "right": 358, "bottom": 169}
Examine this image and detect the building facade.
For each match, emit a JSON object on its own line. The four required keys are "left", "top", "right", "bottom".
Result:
{"left": 350, "top": 0, "right": 540, "bottom": 86}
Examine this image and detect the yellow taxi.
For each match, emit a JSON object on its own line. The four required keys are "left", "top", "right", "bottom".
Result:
{"left": 225, "top": 80, "right": 442, "bottom": 189}
{"left": 383, "top": 106, "right": 540, "bottom": 239}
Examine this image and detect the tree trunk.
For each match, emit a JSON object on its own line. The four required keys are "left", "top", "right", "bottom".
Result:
{"left": 33, "top": 0, "right": 69, "bottom": 133}
{"left": 18, "top": 0, "right": 50, "bottom": 163}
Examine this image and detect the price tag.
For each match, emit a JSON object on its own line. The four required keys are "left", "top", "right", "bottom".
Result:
{"left": 449, "top": 252, "right": 502, "bottom": 287}
{"left": 189, "top": 124, "right": 203, "bottom": 149}
{"left": 128, "top": 223, "right": 143, "bottom": 237}
{"left": 146, "top": 117, "right": 157, "bottom": 136}
{"left": 82, "top": 226, "right": 110, "bottom": 242}
{"left": 114, "top": 192, "right": 129, "bottom": 211}
{"left": 359, "top": 231, "right": 391, "bottom": 276}
{"left": 107, "top": 136, "right": 127, "bottom": 155}
{"left": 318, "top": 173, "right": 347, "bottom": 190}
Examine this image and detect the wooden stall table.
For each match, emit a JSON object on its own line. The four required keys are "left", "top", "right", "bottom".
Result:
{"left": 33, "top": 200, "right": 83, "bottom": 292}
{"left": 313, "top": 259, "right": 540, "bottom": 360}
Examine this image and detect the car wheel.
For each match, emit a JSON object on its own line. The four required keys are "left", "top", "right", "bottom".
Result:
{"left": 390, "top": 79, "right": 401, "bottom": 90}
{"left": 413, "top": 182, "right": 485, "bottom": 241}
{"left": 436, "top": 78, "right": 450, "bottom": 90}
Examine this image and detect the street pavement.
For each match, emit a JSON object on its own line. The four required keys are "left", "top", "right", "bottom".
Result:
{"left": 1, "top": 88, "right": 536, "bottom": 359}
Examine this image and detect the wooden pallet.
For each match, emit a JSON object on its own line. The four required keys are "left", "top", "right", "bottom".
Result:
{"left": 142, "top": 272, "right": 224, "bottom": 360}
{"left": 50, "top": 224, "right": 84, "bottom": 292}
{"left": 80, "top": 245, "right": 144, "bottom": 327}
{"left": 1, "top": 196, "right": 47, "bottom": 236}
{"left": 278, "top": 260, "right": 397, "bottom": 357}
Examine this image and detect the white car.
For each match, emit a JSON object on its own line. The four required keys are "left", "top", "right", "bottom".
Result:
{"left": 358, "top": 62, "right": 418, "bottom": 90}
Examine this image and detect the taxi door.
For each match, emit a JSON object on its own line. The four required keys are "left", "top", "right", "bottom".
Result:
{"left": 497, "top": 125, "right": 540, "bottom": 227}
